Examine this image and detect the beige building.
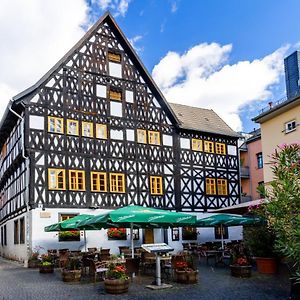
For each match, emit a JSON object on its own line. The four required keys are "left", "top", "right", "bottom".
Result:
{"left": 253, "top": 96, "right": 300, "bottom": 184}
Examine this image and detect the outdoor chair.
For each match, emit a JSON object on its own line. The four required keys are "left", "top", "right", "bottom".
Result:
{"left": 99, "top": 248, "right": 110, "bottom": 261}
{"left": 89, "top": 260, "right": 109, "bottom": 283}
{"left": 88, "top": 247, "right": 97, "bottom": 253}
{"left": 140, "top": 252, "right": 156, "bottom": 275}
{"left": 125, "top": 257, "right": 141, "bottom": 282}
{"left": 58, "top": 249, "right": 69, "bottom": 269}
{"left": 119, "top": 246, "right": 129, "bottom": 255}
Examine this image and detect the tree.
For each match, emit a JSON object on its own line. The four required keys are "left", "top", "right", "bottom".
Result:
{"left": 266, "top": 143, "right": 300, "bottom": 282}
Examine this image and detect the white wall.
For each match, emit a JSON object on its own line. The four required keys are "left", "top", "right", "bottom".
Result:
{"left": 0, "top": 212, "right": 28, "bottom": 261}
{"left": 1, "top": 209, "right": 243, "bottom": 261}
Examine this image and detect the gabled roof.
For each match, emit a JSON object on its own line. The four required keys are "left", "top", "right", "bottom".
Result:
{"left": 12, "top": 11, "right": 179, "bottom": 125}
{"left": 169, "top": 103, "right": 239, "bottom": 138}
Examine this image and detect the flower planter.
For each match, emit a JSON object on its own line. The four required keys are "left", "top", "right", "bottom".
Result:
{"left": 230, "top": 265, "right": 252, "bottom": 278}
{"left": 39, "top": 264, "right": 54, "bottom": 273}
{"left": 255, "top": 257, "right": 277, "bottom": 274}
{"left": 28, "top": 260, "right": 40, "bottom": 268}
{"left": 175, "top": 269, "right": 198, "bottom": 284}
{"left": 104, "top": 278, "right": 129, "bottom": 294}
{"left": 62, "top": 269, "right": 81, "bottom": 282}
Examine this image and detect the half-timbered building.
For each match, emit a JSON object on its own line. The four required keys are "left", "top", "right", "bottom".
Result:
{"left": 0, "top": 12, "right": 240, "bottom": 262}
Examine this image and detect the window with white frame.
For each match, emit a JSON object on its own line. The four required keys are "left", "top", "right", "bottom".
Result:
{"left": 285, "top": 120, "right": 296, "bottom": 133}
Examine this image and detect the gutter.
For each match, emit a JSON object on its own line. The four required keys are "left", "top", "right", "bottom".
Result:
{"left": 8, "top": 100, "right": 31, "bottom": 267}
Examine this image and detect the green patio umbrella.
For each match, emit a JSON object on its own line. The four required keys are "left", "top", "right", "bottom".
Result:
{"left": 196, "top": 213, "right": 263, "bottom": 249}
{"left": 77, "top": 205, "right": 196, "bottom": 257}
{"left": 44, "top": 214, "right": 93, "bottom": 251}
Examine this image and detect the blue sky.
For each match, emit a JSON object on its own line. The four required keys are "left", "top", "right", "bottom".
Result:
{"left": 1, "top": 0, "right": 300, "bottom": 132}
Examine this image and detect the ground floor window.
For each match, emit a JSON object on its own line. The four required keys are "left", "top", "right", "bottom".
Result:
{"left": 14, "top": 220, "right": 19, "bottom": 244}
{"left": 182, "top": 227, "right": 197, "bottom": 240}
{"left": 58, "top": 214, "right": 80, "bottom": 242}
{"left": 20, "top": 218, "right": 25, "bottom": 244}
{"left": 171, "top": 228, "right": 180, "bottom": 241}
{"left": 214, "top": 225, "right": 228, "bottom": 239}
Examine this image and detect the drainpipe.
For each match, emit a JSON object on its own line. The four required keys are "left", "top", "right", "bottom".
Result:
{"left": 8, "top": 100, "right": 30, "bottom": 267}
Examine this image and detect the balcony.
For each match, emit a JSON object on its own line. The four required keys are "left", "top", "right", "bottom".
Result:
{"left": 240, "top": 167, "right": 250, "bottom": 178}
{"left": 241, "top": 195, "right": 252, "bottom": 203}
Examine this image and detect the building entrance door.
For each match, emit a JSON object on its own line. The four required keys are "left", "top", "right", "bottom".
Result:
{"left": 144, "top": 228, "right": 154, "bottom": 244}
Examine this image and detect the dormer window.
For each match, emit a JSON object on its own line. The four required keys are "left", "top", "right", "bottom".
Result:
{"left": 108, "top": 51, "right": 121, "bottom": 63}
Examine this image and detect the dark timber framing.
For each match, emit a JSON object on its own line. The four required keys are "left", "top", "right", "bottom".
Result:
{"left": 0, "top": 12, "right": 240, "bottom": 225}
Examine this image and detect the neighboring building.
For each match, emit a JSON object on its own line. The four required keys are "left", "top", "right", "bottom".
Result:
{"left": 254, "top": 51, "right": 300, "bottom": 185}
{"left": 0, "top": 12, "right": 240, "bottom": 261}
{"left": 253, "top": 95, "right": 300, "bottom": 185}
{"left": 239, "top": 129, "right": 264, "bottom": 202}
{"left": 284, "top": 51, "right": 300, "bottom": 99}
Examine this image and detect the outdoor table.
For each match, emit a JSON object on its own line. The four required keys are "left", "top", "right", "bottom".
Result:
{"left": 205, "top": 250, "right": 225, "bottom": 266}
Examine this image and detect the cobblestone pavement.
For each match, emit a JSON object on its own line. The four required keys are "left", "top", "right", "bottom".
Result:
{"left": 0, "top": 257, "right": 290, "bottom": 300}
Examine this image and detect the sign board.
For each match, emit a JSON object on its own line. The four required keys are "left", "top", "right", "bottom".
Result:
{"left": 40, "top": 212, "right": 51, "bottom": 218}
{"left": 141, "top": 243, "right": 174, "bottom": 253}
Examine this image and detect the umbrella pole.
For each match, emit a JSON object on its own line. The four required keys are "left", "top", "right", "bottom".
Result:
{"left": 221, "top": 224, "right": 224, "bottom": 250}
{"left": 84, "top": 230, "right": 87, "bottom": 252}
{"left": 130, "top": 223, "right": 134, "bottom": 258}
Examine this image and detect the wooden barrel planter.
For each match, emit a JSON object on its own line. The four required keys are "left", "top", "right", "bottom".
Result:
{"left": 175, "top": 269, "right": 198, "bottom": 284}
{"left": 230, "top": 265, "right": 252, "bottom": 278}
{"left": 104, "top": 278, "right": 129, "bottom": 294}
{"left": 39, "top": 264, "right": 54, "bottom": 273}
{"left": 62, "top": 269, "right": 82, "bottom": 282}
{"left": 28, "top": 260, "right": 40, "bottom": 268}
{"left": 255, "top": 257, "right": 277, "bottom": 274}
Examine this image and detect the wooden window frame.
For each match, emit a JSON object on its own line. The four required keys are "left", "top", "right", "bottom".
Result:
{"left": 110, "top": 173, "right": 125, "bottom": 193}
{"left": 69, "top": 170, "right": 86, "bottom": 191}
{"left": 48, "top": 168, "right": 66, "bottom": 190}
{"left": 67, "top": 119, "right": 79, "bottom": 136}
{"left": 192, "top": 138, "right": 202, "bottom": 151}
{"left": 215, "top": 225, "right": 228, "bottom": 239}
{"left": 108, "top": 51, "right": 121, "bottom": 63}
{"left": 58, "top": 214, "right": 80, "bottom": 242}
{"left": 204, "top": 141, "right": 214, "bottom": 153}
{"left": 109, "top": 89, "right": 122, "bottom": 101}
{"left": 206, "top": 178, "right": 216, "bottom": 195}
{"left": 217, "top": 179, "right": 228, "bottom": 195}
{"left": 48, "top": 116, "right": 64, "bottom": 134}
{"left": 150, "top": 176, "right": 163, "bottom": 195}
{"left": 137, "top": 129, "right": 147, "bottom": 144}
{"left": 82, "top": 121, "right": 94, "bottom": 138}
{"left": 91, "top": 172, "right": 107, "bottom": 192}
{"left": 148, "top": 131, "right": 160, "bottom": 145}
{"left": 216, "top": 142, "right": 226, "bottom": 155}
{"left": 96, "top": 124, "right": 108, "bottom": 139}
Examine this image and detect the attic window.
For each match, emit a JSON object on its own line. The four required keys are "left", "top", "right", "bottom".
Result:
{"left": 108, "top": 52, "right": 121, "bottom": 63}
{"left": 204, "top": 117, "right": 209, "bottom": 121}
{"left": 109, "top": 89, "right": 122, "bottom": 101}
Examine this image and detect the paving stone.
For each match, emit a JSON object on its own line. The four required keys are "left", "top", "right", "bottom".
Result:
{"left": 0, "top": 257, "right": 290, "bottom": 300}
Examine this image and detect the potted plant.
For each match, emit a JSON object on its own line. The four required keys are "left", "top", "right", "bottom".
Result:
{"left": 229, "top": 244, "right": 252, "bottom": 278}
{"left": 62, "top": 257, "right": 82, "bottom": 282}
{"left": 244, "top": 223, "right": 277, "bottom": 274}
{"left": 39, "top": 254, "right": 54, "bottom": 273}
{"left": 174, "top": 258, "right": 198, "bottom": 284}
{"left": 28, "top": 251, "right": 40, "bottom": 268}
{"left": 104, "top": 262, "right": 129, "bottom": 294}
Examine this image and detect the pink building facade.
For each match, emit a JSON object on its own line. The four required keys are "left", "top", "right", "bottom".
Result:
{"left": 240, "top": 129, "right": 264, "bottom": 202}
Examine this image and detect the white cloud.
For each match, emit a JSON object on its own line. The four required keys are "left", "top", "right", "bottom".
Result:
{"left": 128, "top": 35, "right": 143, "bottom": 53}
{"left": 152, "top": 43, "right": 289, "bottom": 131}
{"left": 0, "top": 0, "right": 89, "bottom": 120}
{"left": 171, "top": 1, "right": 178, "bottom": 13}
{"left": 96, "top": 0, "right": 131, "bottom": 17}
